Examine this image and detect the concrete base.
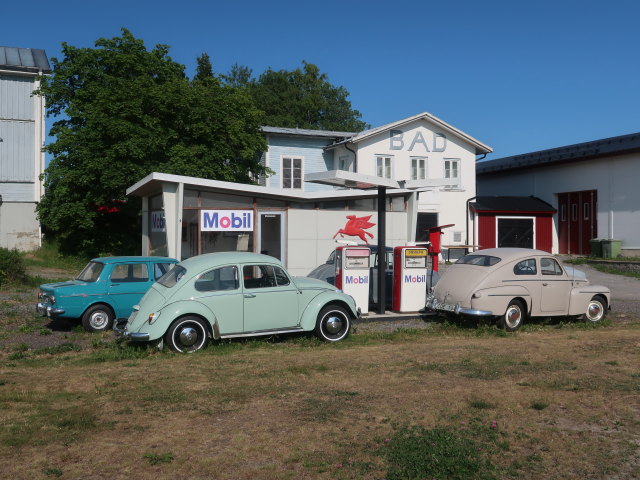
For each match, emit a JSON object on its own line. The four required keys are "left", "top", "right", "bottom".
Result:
{"left": 0, "top": 202, "right": 41, "bottom": 251}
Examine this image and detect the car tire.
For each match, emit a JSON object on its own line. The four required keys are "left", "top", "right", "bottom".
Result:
{"left": 584, "top": 295, "right": 607, "bottom": 323}
{"left": 500, "top": 299, "right": 526, "bottom": 332}
{"left": 315, "top": 305, "right": 351, "bottom": 342}
{"left": 165, "top": 316, "right": 210, "bottom": 353}
{"left": 82, "top": 304, "right": 115, "bottom": 332}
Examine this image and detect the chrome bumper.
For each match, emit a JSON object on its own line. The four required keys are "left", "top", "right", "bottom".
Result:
{"left": 113, "top": 318, "right": 149, "bottom": 342}
{"left": 36, "top": 303, "right": 65, "bottom": 316}
{"left": 424, "top": 296, "right": 493, "bottom": 317}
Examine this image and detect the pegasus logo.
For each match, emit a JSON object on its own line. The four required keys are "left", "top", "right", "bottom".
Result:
{"left": 333, "top": 215, "right": 376, "bottom": 244}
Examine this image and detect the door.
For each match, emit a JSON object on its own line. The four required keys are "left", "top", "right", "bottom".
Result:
{"left": 557, "top": 190, "right": 597, "bottom": 254}
{"left": 242, "top": 264, "right": 299, "bottom": 331}
{"left": 196, "top": 265, "right": 244, "bottom": 334}
{"left": 107, "top": 262, "right": 152, "bottom": 316}
{"left": 539, "top": 258, "right": 572, "bottom": 313}
{"left": 258, "top": 212, "right": 285, "bottom": 261}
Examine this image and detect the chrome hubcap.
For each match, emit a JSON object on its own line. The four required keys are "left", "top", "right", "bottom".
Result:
{"left": 91, "top": 311, "right": 108, "bottom": 329}
{"left": 506, "top": 307, "right": 521, "bottom": 328}
{"left": 179, "top": 327, "right": 198, "bottom": 346}
{"left": 587, "top": 302, "right": 603, "bottom": 321}
{"left": 325, "top": 314, "right": 344, "bottom": 335}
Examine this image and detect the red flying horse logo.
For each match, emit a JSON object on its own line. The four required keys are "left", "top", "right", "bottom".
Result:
{"left": 333, "top": 215, "right": 376, "bottom": 244}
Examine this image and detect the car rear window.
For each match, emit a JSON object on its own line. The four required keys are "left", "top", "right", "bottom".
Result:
{"left": 157, "top": 266, "right": 186, "bottom": 288}
{"left": 76, "top": 261, "right": 104, "bottom": 282}
{"left": 456, "top": 255, "right": 501, "bottom": 267}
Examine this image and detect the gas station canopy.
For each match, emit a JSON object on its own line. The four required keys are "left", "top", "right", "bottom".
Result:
{"left": 305, "top": 170, "right": 454, "bottom": 191}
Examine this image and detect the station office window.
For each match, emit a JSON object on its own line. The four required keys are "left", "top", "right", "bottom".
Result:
{"left": 411, "top": 157, "right": 427, "bottom": 180}
{"left": 282, "top": 157, "right": 302, "bottom": 189}
{"left": 444, "top": 159, "right": 459, "bottom": 179}
{"left": 376, "top": 156, "right": 392, "bottom": 179}
{"left": 338, "top": 155, "right": 354, "bottom": 172}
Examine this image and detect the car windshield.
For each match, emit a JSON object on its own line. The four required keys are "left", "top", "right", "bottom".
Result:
{"left": 456, "top": 255, "right": 501, "bottom": 267}
{"left": 76, "top": 261, "right": 104, "bottom": 282}
{"left": 157, "top": 265, "right": 187, "bottom": 288}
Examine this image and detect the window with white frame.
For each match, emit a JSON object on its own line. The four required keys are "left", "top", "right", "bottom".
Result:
{"left": 376, "top": 156, "right": 392, "bottom": 179}
{"left": 282, "top": 157, "right": 302, "bottom": 189}
{"left": 444, "top": 159, "right": 459, "bottom": 179}
{"left": 411, "top": 157, "right": 427, "bottom": 180}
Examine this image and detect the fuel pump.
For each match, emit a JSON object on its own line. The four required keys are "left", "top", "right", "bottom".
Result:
{"left": 392, "top": 246, "right": 429, "bottom": 312}
{"left": 335, "top": 246, "right": 371, "bottom": 313}
{"left": 427, "top": 224, "right": 454, "bottom": 272}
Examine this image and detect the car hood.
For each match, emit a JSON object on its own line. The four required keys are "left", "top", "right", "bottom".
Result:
{"left": 433, "top": 265, "right": 492, "bottom": 305}
{"left": 293, "top": 276, "right": 334, "bottom": 290}
{"left": 39, "top": 279, "right": 89, "bottom": 293}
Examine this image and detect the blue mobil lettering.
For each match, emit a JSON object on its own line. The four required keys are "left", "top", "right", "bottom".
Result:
{"left": 404, "top": 275, "right": 426, "bottom": 283}
{"left": 201, "top": 210, "right": 254, "bottom": 232}
{"left": 151, "top": 211, "right": 166, "bottom": 232}
{"left": 345, "top": 275, "right": 369, "bottom": 285}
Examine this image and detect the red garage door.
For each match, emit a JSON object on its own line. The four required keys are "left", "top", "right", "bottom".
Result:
{"left": 558, "top": 190, "right": 597, "bottom": 255}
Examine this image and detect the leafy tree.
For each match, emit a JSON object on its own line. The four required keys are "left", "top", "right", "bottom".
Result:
{"left": 227, "top": 61, "right": 368, "bottom": 132}
{"left": 36, "top": 30, "right": 267, "bottom": 256}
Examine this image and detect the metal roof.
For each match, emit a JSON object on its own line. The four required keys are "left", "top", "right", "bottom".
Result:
{"left": 470, "top": 196, "right": 556, "bottom": 213}
{"left": 0, "top": 46, "right": 51, "bottom": 73}
{"left": 477, "top": 132, "right": 640, "bottom": 175}
{"left": 261, "top": 126, "right": 355, "bottom": 139}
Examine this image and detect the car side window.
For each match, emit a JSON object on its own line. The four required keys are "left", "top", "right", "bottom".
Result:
{"left": 111, "top": 263, "right": 149, "bottom": 282}
{"left": 195, "top": 266, "right": 239, "bottom": 292}
{"left": 514, "top": 259, "right": 537, "bottom": 275}
{"left": 541, "top": 258, "right": 563, "bottom": 275}
{"left": 273, "top": 266, "right": 290, "bottom": 286}
{"left": 243, "top": 265, "right": 277, "bottom": 289}
{"left": 154, "top": 262, "right": 174, "bottom": 280}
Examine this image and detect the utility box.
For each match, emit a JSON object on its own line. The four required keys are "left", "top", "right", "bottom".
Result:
{"left": 392, "top": 246, "right": 428, "bottom": 312}
{"left": 334, "top": 246, "right": 371, "bottom": 313}
{"left": 601, "top": 239, "right": 622, "bottom": 259}
{"left": 589, "top": 239, "right": 603, "bottom": 257}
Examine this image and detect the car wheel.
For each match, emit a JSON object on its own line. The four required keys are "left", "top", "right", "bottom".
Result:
{"left": 165, "top": 316, "right": 210, "bottom": 353}
{"left": 315, "top": 305, "right": 351, "bottom": 342}
{"left": 500, "top": 299, "right": 526, "bottom": 332}
{"left": 82, "top": 304, "right": 115, "bottom": 332}
{"left": 584, "top": 296, "right": 607, "bottom": 323}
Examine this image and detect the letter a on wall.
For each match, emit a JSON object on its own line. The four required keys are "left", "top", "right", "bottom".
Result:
{"left": 333, "top": 215, "right": 376, "bottom": 244}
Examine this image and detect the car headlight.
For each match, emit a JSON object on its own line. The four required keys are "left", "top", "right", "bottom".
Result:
{"left": 49, "top": 295, "right": 56, "bottom": 304}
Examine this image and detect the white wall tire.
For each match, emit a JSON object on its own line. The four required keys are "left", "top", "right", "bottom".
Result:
{"left": 165, "top": 316, "right": 209, "bottom": 353}
{"left": 315, "top": 305, "right": 351, "bottom": 342}
{"left": 584, "top": 296, "right": 607, "bottom": 323}
{"left": 500, "top": 299, "right": 525, "bottom": 332}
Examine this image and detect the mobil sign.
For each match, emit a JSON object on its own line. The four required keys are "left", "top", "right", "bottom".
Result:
{"left": 151, "top": 211, "right": 166, "bottom": 232}
{"left": 201, "top": 210, "right": 254, "bottom": 232}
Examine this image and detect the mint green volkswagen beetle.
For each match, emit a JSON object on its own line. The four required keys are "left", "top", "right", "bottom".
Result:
{"left": 114, "top": 252, "right": 360, "bottom": 352}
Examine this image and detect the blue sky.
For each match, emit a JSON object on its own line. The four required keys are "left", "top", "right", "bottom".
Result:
{"left": 4, "top": 0, "right": 640, "bottom": 160}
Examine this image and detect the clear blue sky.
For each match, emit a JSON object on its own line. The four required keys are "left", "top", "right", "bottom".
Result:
{"left": 4, "top": 0, "right": 640, "bottom": 160}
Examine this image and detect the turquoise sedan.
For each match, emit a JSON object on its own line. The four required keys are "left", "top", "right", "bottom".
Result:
{"left": 37, "top": 256, "right": 178, "bottom": 332}
{"left": 114, "top": 252, "right": 360, "bottom": 352}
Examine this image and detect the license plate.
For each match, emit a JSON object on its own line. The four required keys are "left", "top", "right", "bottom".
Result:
{"left": 436, "top": 302, "right": 456, "bottom": 312}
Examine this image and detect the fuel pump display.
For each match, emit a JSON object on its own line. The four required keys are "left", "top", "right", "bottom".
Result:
{"left": 392, "top": 247, "right": 429, "bottom": 312}
{"left": 335, "top": 246, "right": 371, "bottom": 313}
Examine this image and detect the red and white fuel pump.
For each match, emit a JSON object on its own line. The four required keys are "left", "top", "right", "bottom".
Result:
{"left": 335, "top": 246, "right": 371, "bottom": 313}
{"left": 392, "top": 246, "right": 429, "bottom": 312}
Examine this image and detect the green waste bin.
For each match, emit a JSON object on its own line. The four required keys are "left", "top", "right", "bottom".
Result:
{"left": 589, "top": 239, "right": 603, "bottom": 257}
{"left": 601, "top": 239, "right": 622, "bottom": 259}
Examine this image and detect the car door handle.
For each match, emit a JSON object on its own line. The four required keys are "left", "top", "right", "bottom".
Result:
{"left": 542, "top": 282, "right": 548, "bottom": 286}
{"left": 244, "top": 293, "right": 256, "bottom": 298}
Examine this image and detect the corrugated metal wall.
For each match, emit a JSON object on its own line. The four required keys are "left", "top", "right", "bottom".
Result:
{"left": 0, "top": 73, "right": 36, "bottom": 187}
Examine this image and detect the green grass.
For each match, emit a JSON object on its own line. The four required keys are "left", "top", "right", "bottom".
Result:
{"left": 21, "top": 240, "right": 87, "bottom": 272}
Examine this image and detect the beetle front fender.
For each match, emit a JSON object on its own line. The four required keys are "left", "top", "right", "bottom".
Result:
{"left": 299, "top": 291, "right": 358, "bottom": 331}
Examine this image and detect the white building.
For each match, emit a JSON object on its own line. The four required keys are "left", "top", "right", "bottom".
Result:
{"left": 128, "top": 112, "right": 491, "bottom": 274}
{"left": 477, "top": 132, "right": 640, "bottom": 256}
{"left": 0, "top": 46, "right": 50, "bottom": 250}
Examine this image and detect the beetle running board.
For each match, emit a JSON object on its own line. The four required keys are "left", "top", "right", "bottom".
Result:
{"left": 220, "top": 327, "right": 304, "bottom": 339}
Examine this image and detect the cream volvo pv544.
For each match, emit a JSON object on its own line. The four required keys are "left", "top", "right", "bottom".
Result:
{"left": 115, "top": 252, "right": 359, "bottom": 352}
{"left": 424, "top": 248, "right": 610, "bottom": 331}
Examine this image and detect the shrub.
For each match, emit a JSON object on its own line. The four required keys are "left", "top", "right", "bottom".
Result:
{"left": 0, "top": 247, "right": 27, "bottom": 286}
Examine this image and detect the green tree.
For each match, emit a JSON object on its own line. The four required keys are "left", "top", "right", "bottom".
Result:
{"left": 36, "top": 30, "right": 267, "bottom": 256}
{"left": 231, "top": 61, "right": 368, "bottom": 132}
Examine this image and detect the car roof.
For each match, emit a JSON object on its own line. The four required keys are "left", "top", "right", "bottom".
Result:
{"left": 466, "top": 248, "right": 553, "bottom": 262}
{"left": 90, "top": 256, "right": 179, "bottom": 263}
{"left": 179, "top": 252, "right": 284, "bottom": 269}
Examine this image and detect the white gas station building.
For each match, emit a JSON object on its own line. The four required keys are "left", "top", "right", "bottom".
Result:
{"left": 127, "top": 112, "right": 492, "bottom": 276}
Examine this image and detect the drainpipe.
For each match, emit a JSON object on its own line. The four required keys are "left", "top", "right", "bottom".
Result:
{"left": 345, "top": 142, "right": 357, "bottom": 172}
{"left": 466, "top": 196, "right": 477, "bottom": 249}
